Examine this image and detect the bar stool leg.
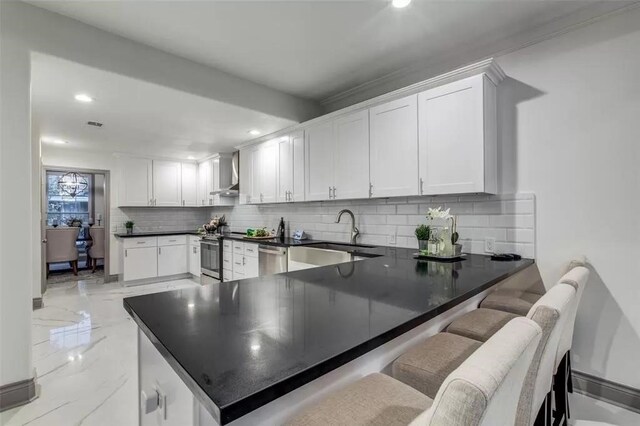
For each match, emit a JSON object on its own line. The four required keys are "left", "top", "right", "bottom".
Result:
{"left": 535, "top": 391, "right": 551, "bottom": 426}
{"left": 553, "top": 353, "right": 568, "bottom": 426}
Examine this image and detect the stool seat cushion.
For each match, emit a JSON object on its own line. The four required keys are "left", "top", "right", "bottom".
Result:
{"left": 285, "top": 373, "right": 432, "bottom": 426}
{"left": 480, "top": 289, "right": 542, "bottom": 316}
{"left": 446, "top": 308, "right": 519, "bottom": 342}
{"left": 392, "top": 333, "right": 482, "bottom": 399}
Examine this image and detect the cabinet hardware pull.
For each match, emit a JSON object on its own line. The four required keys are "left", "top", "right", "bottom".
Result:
{"left": 369, "top": 183, "right": 373, "bottom": 197}
{"left": 125, "top": 249, "right": 128, "bottom": 257}
{"left": 333, "top": 186, "right": 336, "bottom": 199}
{"left": 243, "top": 257, "right": 246, "bottom": 265}
{"left": 329, "top": 186, "right": 332, "bottom": 199}
{"left": 137, "top": 241, "right": 145, "bottom": 244}
{"left": 419, "top": 178, "right": 424, "bottom": 194}
{"left": 159, "top": 247, "right": 162, "bottom": 255}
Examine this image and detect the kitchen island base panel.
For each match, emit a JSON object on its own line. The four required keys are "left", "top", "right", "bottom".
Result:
{"left": 138, "top": 288, "right": 491, "bottom": 426}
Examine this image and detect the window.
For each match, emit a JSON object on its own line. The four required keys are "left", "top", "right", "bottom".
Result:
{"left": 46, "top": 171, "right": 92, "bottom": 226}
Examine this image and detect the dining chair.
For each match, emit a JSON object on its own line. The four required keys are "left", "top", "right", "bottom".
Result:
{"left": 87, "top": 226, "right": 105, "bottom": 273}
{"left": 45, "top": 227, "right": 80, "bottom": 277}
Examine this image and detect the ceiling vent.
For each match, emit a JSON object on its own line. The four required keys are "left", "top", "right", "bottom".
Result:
{"left": 87, "top": 121, "right": 103, "bottom": 127}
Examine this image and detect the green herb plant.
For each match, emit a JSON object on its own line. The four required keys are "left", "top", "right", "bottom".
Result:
{"left": 415, "top": 224, "right": 431, "bottom": 241}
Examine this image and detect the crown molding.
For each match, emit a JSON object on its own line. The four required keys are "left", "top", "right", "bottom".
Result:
{"left": 235, "top": 58, "right": 504, "bottom": 150}
{"left": 320, "top": 1, "right": 640, "bottom": 109}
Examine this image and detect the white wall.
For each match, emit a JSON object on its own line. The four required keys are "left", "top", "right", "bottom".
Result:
{"left": 0, "top": 0, "right": 319, "bottom": 389}
{"left": 331, "top": 7, "right": 640, "bottom": 389}
{"left": 496, "top": 9, "right": 640, "bottom": 389}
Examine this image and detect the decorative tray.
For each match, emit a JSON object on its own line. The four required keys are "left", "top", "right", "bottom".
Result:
{"left": 242, "top": 235, "right": 277, "bottom": 240}
{"left": 413, "top": 253, "right": 467, "bottom": 262}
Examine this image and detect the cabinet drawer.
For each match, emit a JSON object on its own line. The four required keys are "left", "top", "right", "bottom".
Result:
{"left": 123, "top": 237, "right": 157, "bottom": 249}
{"left": 233, "top": 271, "right": 245, "bottom": 281}
{"left": 188, "top": 235, "right": 202, "bottom": 246}
{"left": 158, "top": 235, "right": 187, "bottom": 246}
{"left": 222, "top": 255, "right": 232, "bottom": 270}
{"left": 222, "top": 274, "right": 233, "bottom": 282}
{"left": 232, "top": 241, "right": 244, "bottom": 255}
{"left": 232, "top": 252, "right": 245, "bottom": 274}
{"left": 243, "top": 243, "right": 258, "bottom": 258}
{"left": 222, "top": 239, "right": 233, "bottom": 252}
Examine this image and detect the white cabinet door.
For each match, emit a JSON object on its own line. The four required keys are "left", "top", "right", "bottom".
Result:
{"left": 305, "top": 122, "right": 334, "bottom": 201}
{"left": 188, "top": 244, "right": 200, "bottom": 277}
{"left": 181, "top": 163, "right": 198, "bottom": 206}
{"left": 239, "top": 148, "right": 252, "bottom": 205}
{"left": 118, "top": 157, "right": 153, "bottom": 207}
{"left": 259, "top": 142, "right": 278, "bottom": 203}
{"left": 197, "top": 160, "right": 211, "bottom": 206}
{"left": 153, "top": 160, "right": 182, "bottom": 206}
{"left": 277, "top": 136, "right": 293, "bottom": 203}
{"left": 244, "top": 255, "right": 259, "bottom": 279}
{"left": 249, "top": 146, "right": 263, "bottom": 204}
{"left": 333, "top": 110, "right": 370, "bottom": 200}
{"left": 123, "top": 247, "right": 158, "bottom": 281}
{"left": 418, "top": 74, "right": 495, "bottom": 194}
{"left": 158, "top": 244, "right": 187, "bottom": 276}
{"left": 369, "top": 94, "right": 419, "bottom": 197}
{"left": 291, "top": 131, "right": 305, "bottom": 202}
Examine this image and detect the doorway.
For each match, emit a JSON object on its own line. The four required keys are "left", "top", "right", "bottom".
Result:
{"left": 41, "top": 166, "right": 110, "bottom": 294}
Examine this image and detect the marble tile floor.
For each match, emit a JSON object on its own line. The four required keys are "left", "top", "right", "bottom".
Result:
{"left": 2, "top": 278, "right": 639, "bottom": 426}
{"left": 1, "top": 278, "right": 199, "bottom": 426}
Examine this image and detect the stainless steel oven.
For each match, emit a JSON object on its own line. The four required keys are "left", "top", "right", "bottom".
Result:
{"left": 200, "top": 238, "right": 220, "bottom": 283}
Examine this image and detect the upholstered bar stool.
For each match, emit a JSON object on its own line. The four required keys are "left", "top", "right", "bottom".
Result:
{"left": 286, "top": 318, "right": 542, "bottom": 426}
{"left": 479, "top": 264, "right": 547, "bottom": 316}
{"left": 552, "top": 265, "right": 590, "bottom": 426}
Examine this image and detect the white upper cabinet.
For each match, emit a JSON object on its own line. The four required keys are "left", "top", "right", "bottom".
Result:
{"left": 255, "top": 141, "right": 278, "bottom": 204}
{"left": 305, "top": 121, "right": 334, "bottom": 201}
{"left": 239, "top": 148, "right": 252, "bottom": 205}
{"left": 291, "top": 131, "right": 305, "bottom": 202}
{"left": 277, "top": 135, "right": 293, "bottom": 203}
{"left": 418, "top": 74, "right": 497, "bottom": 195}
{"left": 198, "top": 159, "right": 212, "bottom": 206}
{"left": 181, "top": 163, "right": 198, "bottom": 206}
{"left": 118, "top": 156, "right": 153, "bottom": 207}
{"left": 153, "top": 160, "right": 182, "bottom": 206}
{"left": 333, "top": 110, "right": 370, "bottom": 200}
{"left": 276, "top": 131, "right": 305, "bottom": 203}
{"left": 369, "top": 94, "right": 419, "bottom": 197}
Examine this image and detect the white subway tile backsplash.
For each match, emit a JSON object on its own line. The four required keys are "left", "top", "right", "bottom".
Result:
{"left": 127, "top": 192, "right": 539, "bottom": 258}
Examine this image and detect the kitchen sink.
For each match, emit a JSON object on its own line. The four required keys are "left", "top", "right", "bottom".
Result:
{"left": 303, "top": 242, "right": 375, "bottom": 253}
{"left": 288, "top": 243, "right": 379, "bottom": 272}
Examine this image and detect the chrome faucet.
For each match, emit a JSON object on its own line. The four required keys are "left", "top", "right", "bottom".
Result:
{"left": 335, "top": 209, "right": 360, "bottom": 244}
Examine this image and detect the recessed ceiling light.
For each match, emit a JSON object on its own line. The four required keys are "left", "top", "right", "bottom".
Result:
{"left": 42, "top": 137, "right": 68, "bottom": 145}
{"left": 248, "top": 130, "right": 261, "bottom": 136}
{"left": 187, "top": 156, "right": 195, "bottom": 160}
{"left": 392, "top": 0, "right": 411, "bottom": 8}
{"left": 74, "top": 93, "right": 94, "bottom": 103}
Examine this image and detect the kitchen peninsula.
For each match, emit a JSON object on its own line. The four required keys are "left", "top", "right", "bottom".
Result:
{"left": 124, "top": 246, "right": 532, "bottom": 425}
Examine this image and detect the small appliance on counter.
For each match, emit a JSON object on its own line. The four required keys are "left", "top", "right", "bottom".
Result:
{"left": 292, "top": 229, "right": 307, "bottom": 240}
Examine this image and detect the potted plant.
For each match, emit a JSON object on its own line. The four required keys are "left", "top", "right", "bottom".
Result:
{"left": 125, "top": 220, "right": 135, "bottom": 235}
{"left": 415, "top": 224, "right": 431, "bottom": 254}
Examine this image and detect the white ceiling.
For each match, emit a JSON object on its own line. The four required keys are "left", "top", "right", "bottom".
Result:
{"left": 29, "top": 0, "right": 611, "bottom": 101}
{"left": 32, "top": 53, "right": 297, "bottom": 159}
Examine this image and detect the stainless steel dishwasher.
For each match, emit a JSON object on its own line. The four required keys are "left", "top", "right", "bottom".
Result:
{"left": 258, "top": 245, "right": 288, "bottom": 276}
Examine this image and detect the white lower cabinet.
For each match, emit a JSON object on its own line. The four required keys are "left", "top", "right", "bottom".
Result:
{"left": 123, "top": 246, "right": 158, "bottom": 281}
{"left": 188, "top": 244, "right": 200, "bottom": 277}
{"left": 158, "top": 244, "right": 188, "bottom": 276}
{"left": 224, "top": 241, "right": 259, "bottom": 281}
{"left": 121, "top": 235, "right": 191, "bottom": 284}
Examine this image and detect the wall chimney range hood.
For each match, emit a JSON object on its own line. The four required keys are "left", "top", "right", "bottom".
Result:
{"left": 211, "top": 151, "right": 239, "bottom": 197}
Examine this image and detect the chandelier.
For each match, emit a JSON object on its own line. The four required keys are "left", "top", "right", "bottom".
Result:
{"left": 57, "top": 172, "right": 88, "bottom": 198}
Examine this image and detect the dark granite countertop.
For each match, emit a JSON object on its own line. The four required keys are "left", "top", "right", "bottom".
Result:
{"left": 219, "top": 233, "right": 329, "bottom": 248}
{"left": 114, "top": 230, "right": 201, "bottom": 238}
{"left": 123, "top": 246, "right": 533, "bottom": 424}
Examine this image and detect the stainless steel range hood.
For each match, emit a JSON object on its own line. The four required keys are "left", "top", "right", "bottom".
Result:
{"left": 210, "top": 151, "right": 239, "bottom": 197}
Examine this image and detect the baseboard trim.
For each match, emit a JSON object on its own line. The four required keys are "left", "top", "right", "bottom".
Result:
{"left": 105, "top": 274, "right": 118, "bottom": 283}
{"left": 0, "top": 377, "right": 37, "bottom": 412}
{"left": 573, "top": 370, "right": 640, "bottom": 414}
{"left": 32, "top": 297, "right": 43, "bottom": 310}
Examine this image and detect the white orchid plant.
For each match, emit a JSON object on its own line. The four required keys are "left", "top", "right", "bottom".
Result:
{"left": 426, "top": 207, "right": 452, "bottom": 221}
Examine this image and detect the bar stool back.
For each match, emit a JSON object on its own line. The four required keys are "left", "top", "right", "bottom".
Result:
{"left": 410, "top": 317, "right": 542, "bottom": 426}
